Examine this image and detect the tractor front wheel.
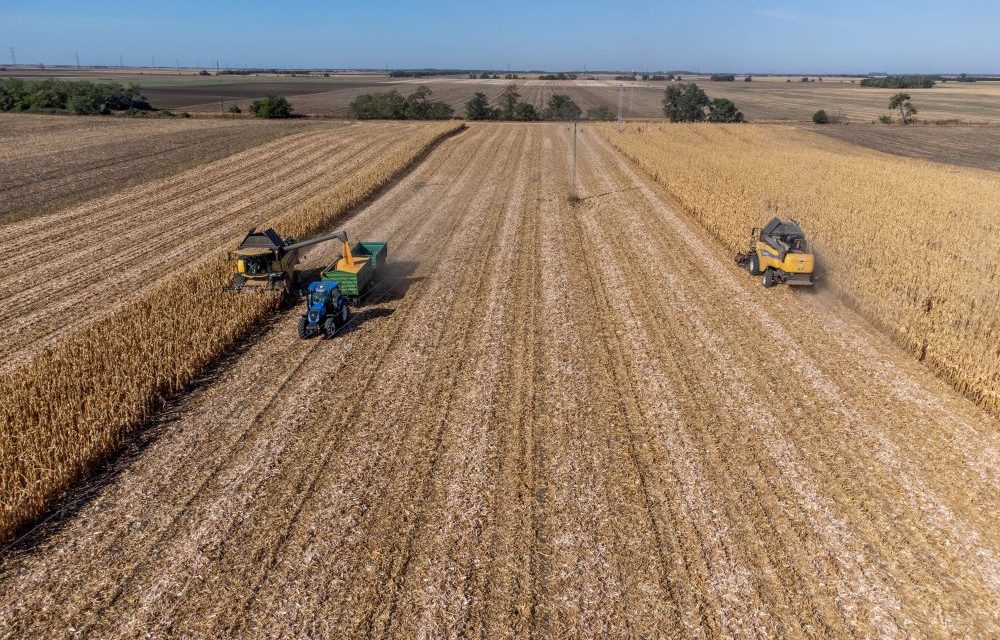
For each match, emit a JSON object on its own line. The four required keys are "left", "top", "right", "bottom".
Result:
{"left": 297, "top": 316, "right": 309, "bottom": 339}
{"left": 323, "top": 317, "right": 338, "bottom": 339}
{"left": 762, "top": 269, "right": 776, "bottom": 288}
{"left": 336, "top": 303, "right": 351, "bottom": 328}
{"left": 748, "top": 252, "right": 762, "bottom": 276}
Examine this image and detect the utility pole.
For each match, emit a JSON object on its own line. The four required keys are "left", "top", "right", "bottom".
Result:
{"left": 176, "top": 58, "right": 180, "bottom": 71}
{"left": 9, "top": 46, "right": 15, "bottom": 65}
{"left": 571, "top": 120, "right": 578, "bottom": 199}
{"left": 75, "top": 52, "right": 80, "bottom": 69}
{"left": 119, "top": 53, "right": 124, "bottom": 68}
{"left": 151, "top": 56, "right": 155, "bottom": 68}
{"left": 617, "top": 85, "right": 624, "bottom": 132}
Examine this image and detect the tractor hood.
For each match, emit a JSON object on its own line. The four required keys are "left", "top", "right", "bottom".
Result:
{"left": 308, "top": 301, "right": 326, "bottom": 324}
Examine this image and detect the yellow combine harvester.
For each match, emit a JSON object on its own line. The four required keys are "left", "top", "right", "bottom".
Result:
{"left": 736, "top": 217, "right": 815, "bottom": 287}
{"left": 227, "top": 228, "right": 348, "bottom": 303}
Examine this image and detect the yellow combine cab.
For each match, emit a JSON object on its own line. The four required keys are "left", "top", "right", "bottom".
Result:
{"left": 736, "top": 218, "right": 815, "bottom": 287}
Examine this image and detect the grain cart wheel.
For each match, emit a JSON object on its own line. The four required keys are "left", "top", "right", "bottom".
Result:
{"left": 298, "top": 316, "right": 309, "bottom": 339}
{"left": 762, "top": 269, "right": 776, "bottom": 288}
{"left": 323, "top": 317, "right": 338, "bottom": 338}
{"left": 748, "top": 252, "right": 762, "bottom": 276}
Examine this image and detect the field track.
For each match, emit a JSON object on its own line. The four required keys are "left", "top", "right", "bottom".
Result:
{"left": 0, "top": 122, "right": 429, "bottom": 370}
{"left": 1, "top": 123, "right": 996, "bottom": 638}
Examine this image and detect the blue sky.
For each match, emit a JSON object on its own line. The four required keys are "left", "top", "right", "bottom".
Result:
{"left": 3, "top": 1, "right": 998, "bottom": 73}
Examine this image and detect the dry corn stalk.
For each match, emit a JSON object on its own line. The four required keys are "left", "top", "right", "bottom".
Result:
{"left": 600, "top": 122, "right": 999, "bottom": 416}
{"left": 0, "top": 122, "right": 463, "bottom": 542}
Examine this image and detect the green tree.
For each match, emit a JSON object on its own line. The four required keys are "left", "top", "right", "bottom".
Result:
{"left": 812, "top": 109, "right": 829, "bottom": 124}
{"left": 888, "top": 92, "right": 917, "bottom": 124}
{"left": 542, "top": 94, "right": 581, "bottom": 120}
{"left": 250, "top": 95, "right": 293, "bottom": 118}
{"left": 511, "top": 101, "right": 539, "bottom": 121}
{"left": 586, "top": 105, "right": 615, "bottom": 121}
{"left": 707, "top": 98, "right": 744, "bottom": 122}
{"left": 498, "top": 83, "right": 520, "bottom": 119}
{"left": 662, "top": 83, "right": 709, "bottom": 122}
{"left": 465, "top": 92, "right": 498, "bottom": 120}
{"left": 403, "top": 85, "right": 434, "bottom": 119}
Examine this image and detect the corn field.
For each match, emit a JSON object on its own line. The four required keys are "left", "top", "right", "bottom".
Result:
{"left": 0, "top": 122, "right": 463, "bottom": 542}
{"left": 601, "top": 123, "right": 1000, "bottom": 416}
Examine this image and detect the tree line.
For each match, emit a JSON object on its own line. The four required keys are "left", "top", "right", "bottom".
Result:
{"left": 860, "top": 75, "right": 938, "bottom": 89}
{"left": 349, "top": 84, "right": 612, "bottom": 122}
{"left": 0, "top": 78, "right": 153, "bottom": 115}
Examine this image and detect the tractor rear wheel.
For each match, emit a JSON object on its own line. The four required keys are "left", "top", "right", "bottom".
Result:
{"left": 748, "top": 253, "right": 762, "bottom": 276}
{"left": 762, "top": 269, "right": 776, "bottom": 288}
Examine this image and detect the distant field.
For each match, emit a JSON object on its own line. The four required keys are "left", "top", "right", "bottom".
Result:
{"left": 7, "top": 69, "right": 1000, "bottom": 122}
{"left": 809, "top": 123, "right": 1000, "bottom": 171}
{"left": 0, "top": 113, "right": 309, "bottom": 221}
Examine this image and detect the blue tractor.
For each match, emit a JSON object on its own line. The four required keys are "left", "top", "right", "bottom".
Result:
{"left": 298, "top": 280, "right": 351, "bottom": 339}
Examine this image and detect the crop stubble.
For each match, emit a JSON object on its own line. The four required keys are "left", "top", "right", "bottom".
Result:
{"left": 0, "top": 123, "right": 996, "bottom": 638}
{"left": 602, "top": 123, "right": 1000, "bottom": 417}
{"left": 0, "top": 113, "right": 309, "bottom": 222}
{"left": 0, "top": 121, "right": 461, "bottom": 545}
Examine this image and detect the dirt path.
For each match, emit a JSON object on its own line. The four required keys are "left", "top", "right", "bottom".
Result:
{"left": 1, "top": 123, "right": 996, "bottom": 638}
{"left": 0, "top": 121, "right": 428, "bottom": 370}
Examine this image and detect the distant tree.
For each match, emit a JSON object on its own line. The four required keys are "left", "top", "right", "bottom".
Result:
{"left": 228, "top": 104, "right": 242, "bottom": 114}
{"left": 465, "top": 92, "right": 498, "bottom": 120}
{"left": 498, "top": 83, "right": 520, "bottom": 119}
{"left": 250, "top": 95, "right": 293, "bottom": 118}
{"left": 812, "top": 109, "right": 829, "bottom": 124}
{"left": 707, "top": 98, "right": 744, "bottom": 122}
{"left": 958, "top": 73, "right": 976, "bottom": 83}
{"left": 888, "top": 92, "right": 917, "bottom": 124}
{"left": 586, "top": 105, "right": 616, "bottom": 121}
{"left": 198, "top": 69, "right": 210, "bottom": 76}
{"left": 744, "top": 75, "right": 753, "bottom": 82}
{"left": 878, "top": 114, "right": 894, "bottom": 124}
{"left": 542, "top": 94, "right": 581, "bottom": 120}
{"left": 511, "top": 101, "right": 539, "bottom": 121}
{"left": 349, "top": 90, "right": 404, "bottom": 119}
{"left": 349, "top": 86, "right": 452, "bottom": 119}
{"left": 662, "top": 83, "right": 709, "bottom": 122}
{"left": 710, "top": 73, "right": 736, "bottom": 81}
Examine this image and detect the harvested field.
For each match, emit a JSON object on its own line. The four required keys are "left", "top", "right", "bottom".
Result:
{"left": 0, "top": 122, "right": 461, "bottom": 541}
{"left": 1, "top": 123, "right": 996, "bottom": 638}
{"left": 697, "top": 80, "right": 1000, "bottom": 123}
{"left": 0, "top": 113, "right": 308, "bottom": 221}
{"left": 603, "top": 122, "right": 1000, "bottom": 416}
{"left": 0, "top": 121, "right": 429, "bottom": 368}
{"left": 810, "top": 123, "right": 1000, "bottom": 171}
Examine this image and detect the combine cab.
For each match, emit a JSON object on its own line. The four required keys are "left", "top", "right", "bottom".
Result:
{"left": 736, "top": 218, "right": 816, "bottom": 287}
